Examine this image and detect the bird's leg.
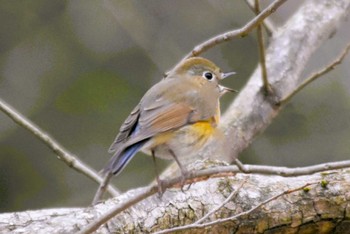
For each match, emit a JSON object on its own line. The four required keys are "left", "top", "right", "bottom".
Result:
{"left": 168, "top": 149, "right": 189, "bottom": 192}
{"left": 152, "top": 150, "right": 165, "bottom": 196}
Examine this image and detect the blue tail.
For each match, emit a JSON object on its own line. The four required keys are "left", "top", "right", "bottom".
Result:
{"left": 104, "top": 140, "right": 147, "bottom": 176}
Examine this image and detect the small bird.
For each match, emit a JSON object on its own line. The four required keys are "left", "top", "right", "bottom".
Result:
{"left": 103, "top": 57, "right": 235, "bottom": 193}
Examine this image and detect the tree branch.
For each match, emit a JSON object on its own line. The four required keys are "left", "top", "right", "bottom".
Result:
{"left": 80, "top": 158, "right": 350, "bottom": 233}
{"left": 193, "top": 178, "right": 247, "bottom": 224}
{"left": 244, "top": 0, "right": 277, "bottom": 35}
{"left": 1, "top": 165, "right": 349, "bottom": 233}
{"left": 232, "top": 159, "right": 350, "bottom": 176}
{"left": 219, "top": 0, "right": 350, "bottom": 162}
{"left": 0, "top": 98, "right": 119, "bottom": 197}
{"left": 278, "top": 42, "right": 350, "bottom": 105}
{"left": 154, "top": 182, "right": 316, "bottom": 234}
{"left": 182, "top": 0, "right": 288, "bottom": 59}
{"left": 254, "top": 0, "right": 271, "bottom": 95}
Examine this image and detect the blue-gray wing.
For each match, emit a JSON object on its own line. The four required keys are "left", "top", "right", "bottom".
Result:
{"left": 108, "top": 104, "right": 140, "bottom": 153}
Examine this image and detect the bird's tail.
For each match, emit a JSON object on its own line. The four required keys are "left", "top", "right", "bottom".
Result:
{"left": 103, "top": 140, "right": 148, "bottom": 176}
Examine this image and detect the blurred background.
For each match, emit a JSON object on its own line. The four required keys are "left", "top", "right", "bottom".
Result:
{"left": 0, "top": 0, "right": 349, "bottom": 212}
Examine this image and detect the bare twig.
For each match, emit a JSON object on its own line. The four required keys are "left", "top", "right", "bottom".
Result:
{"left": 244, "top": 0, "right": 276, "bottom": 35}
{"left": 0, "top": 98, "right": 119, "bottom": 197}
{"left": 255, "top": 0, "right": 271, "bottom": 95}
{"left": 92, "top": 172, "right": 113, "bottom": 205}
{"left": 233, "top": 158, "right": 350, "bottom": 176}
{"left": 78, "top": 158, "right": 350, "bottom": 233}
{"left": 183, "top": 0, "right": 287, "bottom": 59}
{"left": 191, "top": 159, "right": 350, "bottom": 178}
{"left": 278, "top": 42, "right": 350, "bottom": 105}
{"left": 234, "top": 158, "right": 246, "bottom": 172}
{"left": 154, "top": 182, "right": 316, "bottom": 233}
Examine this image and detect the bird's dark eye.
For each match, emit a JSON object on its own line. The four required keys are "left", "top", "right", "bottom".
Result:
{"left": 203, "top": 71, "right": 214, "bottom": 80}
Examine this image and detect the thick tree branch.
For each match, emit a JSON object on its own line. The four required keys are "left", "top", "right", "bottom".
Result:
{"left": 1, "top": 165, "right": 349, "bottom": 233}
{"left": 193, "top": 178, "right": 247, "bottom": 225}
{"left": 219, "top": 0, "right": 350, "bottom": 162}
{"left": 154, "top": 182, "right": 315, "bottom": 234}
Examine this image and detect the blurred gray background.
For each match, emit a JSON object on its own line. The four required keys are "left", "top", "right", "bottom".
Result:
{"left": 0, "top": 0, "right": 349, "bottom": 211}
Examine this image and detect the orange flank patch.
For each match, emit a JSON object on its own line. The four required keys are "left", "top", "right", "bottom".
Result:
{"left": 190, "top": 121, "right": 215, "bottom": 136}
{"left": 151, "top": 120, "right": 216, "bottom": 148}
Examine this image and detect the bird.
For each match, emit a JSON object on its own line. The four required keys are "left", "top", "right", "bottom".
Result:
{"left": 101, "top": 57, "right": 235, "bottom": 195}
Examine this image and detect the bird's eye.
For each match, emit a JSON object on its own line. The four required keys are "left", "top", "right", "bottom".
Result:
{"left": 203, "top": 71, "right": 214, "bottom": 80}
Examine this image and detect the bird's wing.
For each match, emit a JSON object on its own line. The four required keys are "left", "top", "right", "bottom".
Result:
{"left": 108, "top": 104, "right": 140, "bottom": 153}
{"left": 105, "top": 101, "right": 196, "bottom": 175}
{"left": 139, "top": 101, "right": 195, "bottom": 136}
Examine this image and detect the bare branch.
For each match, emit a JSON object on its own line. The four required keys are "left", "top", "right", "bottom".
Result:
{"left": 233, "top": 159, "right": 350, "bottom": 176}
{"left": 220, "top": 0, "right": 350, "bottom": 162}
{"left": 78, "top": 158, "right": 350, "bottom": 233}
{"left": 255, "top": 0, "right": 271, "bottom": 95}
{"left": 0, "top": 98, "right": 119, "bottom": 197}
{"left": 1, "top": 162, "right": 349, "bottom": 232}
{"left": 183, "top": 0, "right": 288, "bottom": 59}
{"left": 92, "top": 172, "right": 113, "bottom": 205}
{"left": 278, "top": 42, "right": 350, "bottom": 105}
{"left": 196, "top": 159, "right": 350, "bottom": 178}
{"left": 244, "top": 0, "right": 277, "bottom": 35}
{"left": 154, "top": 182, "right": 316, "bottom": 233}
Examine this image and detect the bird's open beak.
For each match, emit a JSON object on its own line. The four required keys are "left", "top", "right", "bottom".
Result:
{"left": 219, "top": 71, "right": 237, "bottom": 95}
{"left": 219, "top": 85, "right": 238, "bottom": 95}
{"left": 221, "top": 71, "right": 236, "bottom": 80}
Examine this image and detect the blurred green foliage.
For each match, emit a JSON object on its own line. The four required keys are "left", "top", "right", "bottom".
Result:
{"left": 56, "top": 71, "right": 130, "bottom": 114}
{"left": 0, "top": 0, "right": 349, "bottom": 212}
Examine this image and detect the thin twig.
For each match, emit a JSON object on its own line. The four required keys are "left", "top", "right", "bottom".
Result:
{"left": 255, "top": 0, "right": 271, "bottom": 95}
{"left": 154, "top": 182, "right": 316, "bottom": 233}
{"left": 183, "top": 0, "right": 287, "bottom": 59}
{"left": 232, "top": 158, "right": 350, "bottom": 176}
{"left": 234, "top": 158, "right": 246, "bottom": 172}
{"left": 0, "top": 98, "right": 119, "bottom": 197}
{"left": 194, "top": 178, "right": 247, "bottom": 224}
{"left": 278, "top": 42, "right": 350, "bottom": 105}
{"left": 244, "top": 0, "right": 276, "bottom": 36}
{"left": 188, "top": 159, "right": 350, "bottom": 179}
{"left": 92, "top": 172, "right": 114, "bottom": 205}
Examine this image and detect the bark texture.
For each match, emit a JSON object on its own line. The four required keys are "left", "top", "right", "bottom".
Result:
{"left": 0, "top": 167, "right": 349, "bottom": 233}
